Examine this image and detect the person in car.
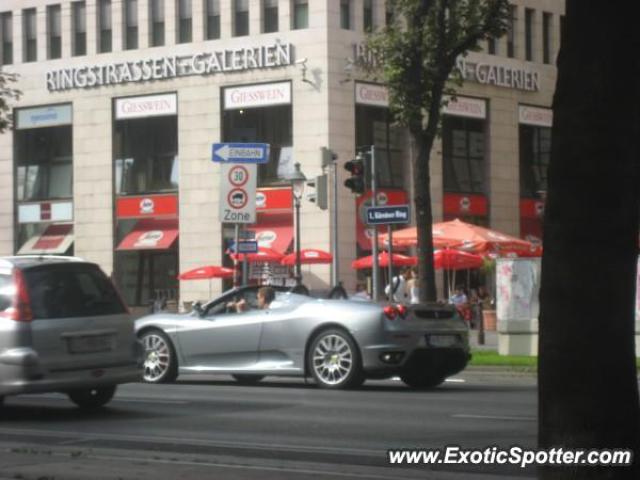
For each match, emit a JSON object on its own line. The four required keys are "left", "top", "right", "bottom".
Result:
{"left": 257, "top": 286, "right": 275, "bottom": 309}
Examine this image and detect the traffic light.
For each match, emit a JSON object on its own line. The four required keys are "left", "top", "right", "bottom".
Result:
{"left": 306, "top": 174, "right": 328, "bottom": 210}
{"left": 344, "top": 154, "right": 365, "bottom": 195}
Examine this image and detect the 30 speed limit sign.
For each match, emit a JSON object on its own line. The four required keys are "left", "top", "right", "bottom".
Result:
{"left": 219, "top": 164, "right": 256, "bottom": 223}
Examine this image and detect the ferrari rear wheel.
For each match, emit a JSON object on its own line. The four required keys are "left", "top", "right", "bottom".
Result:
{"left": 308, "top": 329, "right": 364, "bottom": 389}
{"left": 140, "top": 330, "right": 178, "bottom": 383}
{"left": 232, "top": 374, "right": 265, "bottom": 385}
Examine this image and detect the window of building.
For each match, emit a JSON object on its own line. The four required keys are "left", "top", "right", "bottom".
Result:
{"left": 124, "top": 0, "right": 138, "bottom": 50}
{"left": 177, "top": 0, "right": 192, "bottom": 43}
{"left": 98, "top": 0, "right": 112, "bottom": 53}
{"left": 291, "top": 0, "right": 308, "bottom": 30}
{"left": 487, "top": 36, "right": 496, "bottom": 55}
{"left": 47, "top": 5, "right": 62, "bottom": 60}
{"left": 519, "top": 124, "right": 551, "bottom": 198}
{"left": 507, "top": 4, "right": 516, "bottom": 58}
{"left": 542, "top": 12, "right": 552, "bottom": 64}
{"left": 363, "top": 0, "right": 373, "bottom": 32}
{"left": 234, "top": 0, "right": 249, "bottom": 37}
{"left": 442, "top": 116, "right": 486, "bottom": 194}
{"left": 1, "top": 12, "right": 12, "bottom": 65}
{"left": 355, "top": 106, "right": 405, "bottom": 189}
{"left": 262, "top": 0, "right": 278, "bottom": 33}
{"left": 23, "top": 9, "right": 37, "bottom": 62}
{"left": 385, "top": 3, "right": 394, "bottom": 25}
{"left": 72, "top": 2, "right": 86, "bottom": 56}
{"left": 560, "top": 15, "right": 565, "bottom": 44}
{"left": 205, "top": 0, "right": 220, "bottom": 39}
{"left": 150, "top": 0, "right": 165, "bottom": 47}
{"left": 114, "top": 117, "right": 178, "bottom": 195}
{"left": 340, "top": 0, "right": 351, "bottom": 30}
{"left": 524, "top": 8, "right": 534, "bottom": 61}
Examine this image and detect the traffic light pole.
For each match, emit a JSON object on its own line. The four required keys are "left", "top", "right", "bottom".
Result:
{"left": 370, "top": 145, "right": 380, "bottom": 302}
{"left": 331, "top": 160, "right": 339, "bottom": 287}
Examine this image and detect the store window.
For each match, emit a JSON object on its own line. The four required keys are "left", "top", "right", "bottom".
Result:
{"left": 263, "top": 0, "right": 278, "bottom": 33}
{"left": 1, "top": 12, "right": 13, "bottom": 66}
{"left": 98, "top": 0, "right": 112, "bottom": 53}
{"left": 14, "top": 104, "right": 74, "bottom": 256}
{"left": 222, "top": 82, "right": 293, "bottom": 186}
{"left": 124, "top": 0, "right": 138, "bottom": 50}
{"left": 113, "top": 93, "right": 179, "bottom": 309}
{"left": 206, "top": 0, "right": 220, "bottom": 39}
{"left": 47, "top": 5, "right": 62, "bottom": 60}
{"left": 519, "top": 125, "right": 551, "bottom": 197}
{"left": 292, "top": 0, "right": 308, "bottom": 30}
{"left": 442, "top": 116, "right": 486, "bottom": 194}
{"left": 23, "top": 8, "right": 37, "bottom": 63}
{"left": 177, "top": 0, "right": 192, "bottom": 43}
{"left": 72, "top": 2, "right": 86, "bottom": 56}
{"left": 234, "top": 0, "right": 249, "bottom": 37}
{"left": 150, "top": 0, "right": 165, "bottom": 47}
{"left": 340, "top": 0, "right": 351, "bottom": 30}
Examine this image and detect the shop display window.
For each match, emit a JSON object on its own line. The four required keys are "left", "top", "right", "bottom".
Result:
{"left": 114, "top": 116, "right": 178, "bottom": 195}
{"left": 519, "top": 124, "right": 551, "bottom": 198}
{"left": 15, "top": 125, "right": 72, "bottom": 201}
{"left": 355, "top": 105, "right": 405, "bottom": 189}
{"left": 223, "top": 105, "right": 292, "bottom": 186}
{"left": 442, "top": 115, "right": 486, "bottom": 194}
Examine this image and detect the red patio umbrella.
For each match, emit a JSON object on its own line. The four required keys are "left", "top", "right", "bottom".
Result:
{"left": 280, "top": 249, "right": 333, "bottom": 266}
{"left": 433, "top": 249, "right": 484, "bottom": 271}
{"left": 228, "top": 247, "right": 284, "bottom": 263}
{"left": 178, "top": 265, "right": 235, "bottom": 280}
{"left": 352, "top": 251, "right": 417, "bottom": 270}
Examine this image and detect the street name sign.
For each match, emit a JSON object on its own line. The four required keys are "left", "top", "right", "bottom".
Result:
{"left": 365, "top": 205, "right": 410, "bottom": 225}
{"left": 229, "top": 241, "right": 259, "bottom": 254}
{"left": 212, "top": 143, "right": 270, "bottom": 164}
{"left": 219, "top": 163, "right": 257, "bottom": 223}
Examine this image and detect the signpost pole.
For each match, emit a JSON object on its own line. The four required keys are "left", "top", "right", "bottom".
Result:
{"left": 233, "top": 224, "right": 240, "bottom": 287}
{"left": 370, "top": 145, "right": 379, "bottom": 302}
{"left": 387, "top": 225, "right": 393, "bottom": 301}
{"left": 331, "top": 161, "right": 339, "bottom": 287}
{"left": 240, "top": 225, "right": 248, "bottom": 286}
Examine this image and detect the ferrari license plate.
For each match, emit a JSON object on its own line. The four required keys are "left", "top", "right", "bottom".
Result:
{"left": 68, "top": 335, "right": 114, "bottom": 354}
{"left": 428, "top": 335, "right": 458, "bottom": 348}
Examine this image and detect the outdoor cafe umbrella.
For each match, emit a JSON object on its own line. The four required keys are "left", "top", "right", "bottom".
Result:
{"left": 177, "top": 265, "right": 236, "bottom": 297}
{"left": 352, "top": 251, "right": 417, "bottom": 270}
{"left": 280, "top": 248, "right": 333, "bottom": 266}
{"left": 433, "top": 249, "right": 484, "bottom": 271}
{"left": 379, "top": 219, "right": 539, "bottom": 257}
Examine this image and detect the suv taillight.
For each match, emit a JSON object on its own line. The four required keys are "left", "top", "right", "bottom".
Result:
{"left": 7, "top": 269, "right": 33, "bottom": 322}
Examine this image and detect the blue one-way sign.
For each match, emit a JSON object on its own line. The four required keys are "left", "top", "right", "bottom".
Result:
{"left": 366, "top": 205, "right": 410, "bottom": 225}
{"left": 212, "top": 143, "right": 270, "bottom": 164}
{"left": 228, "top": 240, "right": 259, "bottom": 254}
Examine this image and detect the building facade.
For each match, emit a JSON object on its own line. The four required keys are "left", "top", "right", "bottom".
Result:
{"left": 0, "top": 0, "right": 563, "bottom": 309}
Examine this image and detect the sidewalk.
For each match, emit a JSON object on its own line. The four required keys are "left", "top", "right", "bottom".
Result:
{"left": 468, "top": 328, "right": 498, "bottom": 351}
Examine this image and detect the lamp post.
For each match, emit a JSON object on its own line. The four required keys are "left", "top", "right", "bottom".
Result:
{"left": 289, "top": 162, "right": 306, "bottom": 286}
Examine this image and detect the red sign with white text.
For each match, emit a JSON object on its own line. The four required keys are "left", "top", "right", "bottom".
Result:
{"left": 116, "top": 194, "right": 178, "bottom": 218}
{"left": 443, "top": 193, "right": 488, "bottom": 217}
{"left": 256, "top": 188, "right": 292, "bottom": 212}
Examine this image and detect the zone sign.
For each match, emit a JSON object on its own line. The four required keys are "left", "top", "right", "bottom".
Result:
{"left": 219, "top": 164, "right": 257, "bottom": 223}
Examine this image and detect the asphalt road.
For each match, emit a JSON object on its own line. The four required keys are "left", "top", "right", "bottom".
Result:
{"left": 0, "top": 369, "right": 537, "bottom": 480}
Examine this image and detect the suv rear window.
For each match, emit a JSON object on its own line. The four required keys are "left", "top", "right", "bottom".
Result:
{"left": 23, "top": 263, "right": 127, "bottom": 319}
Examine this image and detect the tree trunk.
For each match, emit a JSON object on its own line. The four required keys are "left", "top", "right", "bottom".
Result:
{"left": 538, "top": 1, "right": 640, "bottom": 478}
{"left": 412, "top": 130, "right": 438, "bottom": 302}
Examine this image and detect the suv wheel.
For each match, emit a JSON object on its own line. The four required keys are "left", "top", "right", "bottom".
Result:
{"left": 67, "top": 386, "right": 116, "bottom": 409}
{"left": 308, "top": 329, "right": 364, "bottom": 389}
{"left": 400, "top": 371, "right": 445, "bottom": 389}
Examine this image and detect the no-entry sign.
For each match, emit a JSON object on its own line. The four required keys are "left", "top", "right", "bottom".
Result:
{"left": 220, "top": 164, "right": 257, "bottom": 223}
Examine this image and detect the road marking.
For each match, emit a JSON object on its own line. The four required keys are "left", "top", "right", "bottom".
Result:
{"left": 452, "top": 414, "right": 536, "bottom": 422}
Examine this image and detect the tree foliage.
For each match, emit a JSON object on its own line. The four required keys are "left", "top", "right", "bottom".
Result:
{"left": 365, "top": 0, "right": 509, "bottom": 301}
{"left": 0, "top": 69, "right": 21, "bottom": 133}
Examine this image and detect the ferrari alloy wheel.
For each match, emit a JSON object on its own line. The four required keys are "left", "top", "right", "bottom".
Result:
{"left": 308, "top": 329, "right": 364, "bottom": 389}
{"left": 140, "top": 330, "right": 178, "bottom": 383}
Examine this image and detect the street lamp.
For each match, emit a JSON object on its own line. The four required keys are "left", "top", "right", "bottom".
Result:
{"left": 289, "top": 162, "right": 306, "bottom": 286}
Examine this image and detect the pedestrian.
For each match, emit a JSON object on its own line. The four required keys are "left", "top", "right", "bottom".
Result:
{"left": 406, "top": 267, "right": 420, "bottom": 304}
{"left": 350, "top": 283, "right": 371, "bottom": 301}
{"left": 385, "top": 267, "right": 410, "bottom": 302}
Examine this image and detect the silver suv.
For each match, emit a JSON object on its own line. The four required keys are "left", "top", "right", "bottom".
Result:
{"left": 0, "top": 256, "right": 143, "bottom": 409}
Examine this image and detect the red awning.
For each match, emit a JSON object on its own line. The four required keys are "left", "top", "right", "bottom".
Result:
{"left": 117, "top": 218, "right": 179, "bottom": 251}
{"left": 246, "top": 213, "right": 293, "bottom": 254}
{"left": 18, "top": 223, "right": 74, "bottom": 255}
